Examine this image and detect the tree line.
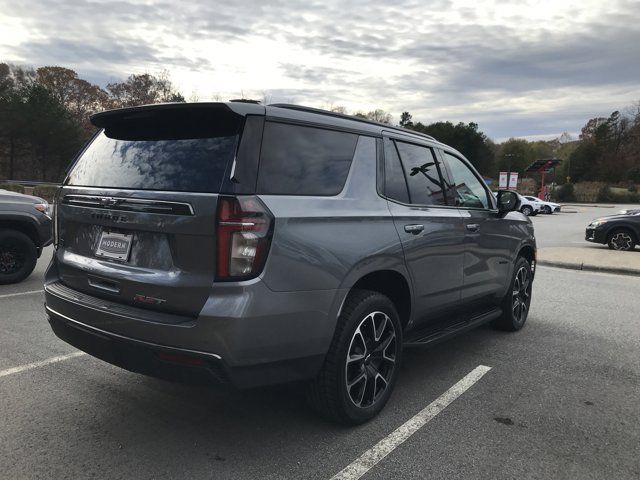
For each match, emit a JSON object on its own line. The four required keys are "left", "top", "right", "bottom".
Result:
{"left": 0, "top": 64, "right": 184, "bottom": 182}
{"left": 1, "top": 63, "right": 639, "bottom": 188}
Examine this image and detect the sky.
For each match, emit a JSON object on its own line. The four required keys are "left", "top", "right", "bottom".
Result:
{"left": 1, "top": 0, "right": 639, "bottom": 141}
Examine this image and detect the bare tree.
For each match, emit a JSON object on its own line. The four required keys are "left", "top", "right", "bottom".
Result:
{"left": 366, "top": 109, "right": 392, "bottom": 124}
{"left": 106, "top": 72, "right": 184, "bottom": 108}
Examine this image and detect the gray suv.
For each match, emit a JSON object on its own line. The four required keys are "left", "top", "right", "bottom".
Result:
{"left": 44, "top": 102, "right": 535, "bottom": 424}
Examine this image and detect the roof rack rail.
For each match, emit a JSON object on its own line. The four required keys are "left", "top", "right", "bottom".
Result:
{"left": 268, "top": 103, "right": 436, "bottom": 141}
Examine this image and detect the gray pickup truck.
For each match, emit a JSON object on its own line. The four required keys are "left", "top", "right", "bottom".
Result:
{"left": 0, "top": 189, "right": 53, "bottom": 284}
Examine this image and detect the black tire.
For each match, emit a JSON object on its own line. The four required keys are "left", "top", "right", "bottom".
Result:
{"left": 607, "top": 229, "right": 637, "bottom": 251}
{"left": 521, "top": 206, "right": 533, "bottom": 216}
{"left": 543, "top": 205, "right": 552, "bottom": 214}
{"left": 307, "top": 290, "right": 402, "bottom": 425}
{"left": 0, "top": 229, "right": 38, "bottom": 285}
{"left": 493, "top": 257, "right": 532, "bottom": 331}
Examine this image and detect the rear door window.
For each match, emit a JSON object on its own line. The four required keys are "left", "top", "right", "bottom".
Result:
{"left": 257, "top": 122, "right": 358, "bottom": 195}
{"left": 394, "top": 141, "right": 446, "bottom": 206}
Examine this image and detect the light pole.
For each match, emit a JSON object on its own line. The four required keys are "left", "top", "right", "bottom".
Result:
{"left": 504, "top": 153, "right": 516, "bottom": 189}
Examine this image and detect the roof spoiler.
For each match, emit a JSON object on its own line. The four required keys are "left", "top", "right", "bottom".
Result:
{"left": 90, "top": 102, "right": 264, "bottom": 128}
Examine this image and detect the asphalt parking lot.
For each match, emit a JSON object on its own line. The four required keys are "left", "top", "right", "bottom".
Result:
{"left": 2, "top": 213, "right": 639, "bottom": 479}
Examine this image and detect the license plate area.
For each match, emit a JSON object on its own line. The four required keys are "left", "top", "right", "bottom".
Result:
{"left": 95, "top": 231, "right": 133, "bottom": 261}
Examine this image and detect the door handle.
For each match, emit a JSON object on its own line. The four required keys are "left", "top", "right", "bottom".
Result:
{"left": 466, "top": 223, "right": 480, "bottom": 232}
{"left": 404, "top": 224, "right": 424, "bottom": 234}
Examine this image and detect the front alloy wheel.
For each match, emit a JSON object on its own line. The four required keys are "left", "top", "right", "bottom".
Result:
{"left": 494, "top": 256, "right": 533, "bottom": 331}
{"left": 0, "top": 246, "right": 24, "bottom": 274}
{"left": 511, "top": 265, "right": 531, "bottom": 326}
{"left": 345, "top": 311, "right": 397, "bottom": 408}
{"left": 0, "top": 230, "right": 38, "bottom": 285}
{"left": 608, "top": 231, "right": 636, "bottom": 251}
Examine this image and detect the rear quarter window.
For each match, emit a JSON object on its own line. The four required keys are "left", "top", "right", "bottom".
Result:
{"left": 256, "top": 122, "right": 358, "bottom": 196}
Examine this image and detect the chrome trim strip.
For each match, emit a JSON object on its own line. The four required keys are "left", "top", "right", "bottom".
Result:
{"left": 45, "top": 305, "right": 222, "bottom": 360}
{"left": 219, "top": 221, "right": 256, "bottom": 227}
{"left": 60, "top": 185, "right": 219, "bottom": 198}
{"left": 62, "top": 194, "right": 194, "bottom": 215}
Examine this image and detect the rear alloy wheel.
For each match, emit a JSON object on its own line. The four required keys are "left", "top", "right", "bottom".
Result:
{"left": 521, "top": 206, "right": 533, "bottom": 216}
{"left": 0, "top": 230, "right": 38, "bottom": 285}
{"left": 493, "top": 257, "right": 532, "bottom": 331}
{"left": 607, "top": 230, "right": 636, "bottom": 251}
{"left": 345, "top": 311, "right": 397, "bottom": 409}
{"left": 307, "top": 290, "right": 402, "bottom": 424}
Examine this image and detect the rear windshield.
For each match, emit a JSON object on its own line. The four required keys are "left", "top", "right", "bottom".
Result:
{"left": 67, "top": 109, "right": 241, "bottom": 193}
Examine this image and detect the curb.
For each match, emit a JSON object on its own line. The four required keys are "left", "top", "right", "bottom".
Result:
{"left": 560, "top": 204, "right": 616, "bottom": 208}
{"left": 537, "top": 259, "right": 640, "bottom": 276}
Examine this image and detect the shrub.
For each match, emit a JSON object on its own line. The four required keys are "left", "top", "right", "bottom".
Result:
{"left": 0, "top": 183, "right": 26, "bottom": 194}
{"left": 574, "top": 182, "right": 605, "bottom": 202}
{"left": 597, "top": 185, "right": 614, "bottom": 203}
{"left": 33, "top": 185, "right": 60, "bottom": 202}
{"left": 556, "top": 183, "right": 575, "bottom": 202}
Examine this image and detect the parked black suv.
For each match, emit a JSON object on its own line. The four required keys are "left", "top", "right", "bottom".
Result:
{"left": 45, "top": 102, "right": 536, "bottom": 423}
{"left": 0, "top": 189, "right": 53, "bottom": 284}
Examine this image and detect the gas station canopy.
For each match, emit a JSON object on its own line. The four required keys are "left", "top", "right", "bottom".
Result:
{"left": 525, "top": 158, "right": 562, "bottom": 173}
{"left": 525, "top": 159, "right": 562, "bottom": 199}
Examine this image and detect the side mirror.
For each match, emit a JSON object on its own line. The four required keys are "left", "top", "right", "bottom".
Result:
{"left": 497, "top": 190, "right": 520, "bottom": 213}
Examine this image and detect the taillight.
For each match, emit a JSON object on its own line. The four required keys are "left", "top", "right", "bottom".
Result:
{"left": 216, "top": 195, "right": 274, "bottom": 281}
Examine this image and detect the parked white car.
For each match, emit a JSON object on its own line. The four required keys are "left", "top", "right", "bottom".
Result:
{"left": 493, "top": 191, "right": 540, "bottom": 216}
{"left": 523, "top": 196, "right": 561, "bottom": 214}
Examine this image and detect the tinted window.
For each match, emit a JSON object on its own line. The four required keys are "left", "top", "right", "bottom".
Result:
{"left": 257, "top": 122, "right": 357, "bottom": 195}
{"left": 442, "top": 152, "right": 490, "bottom": 209}
{"left": 394, "top": 141, "right": 446, "bottom": 206}
{"left": 68, "top": 113, "right": 240, "bottom": 192}
{"left": 383, "top": 138, "right": 409, "bottom": 203}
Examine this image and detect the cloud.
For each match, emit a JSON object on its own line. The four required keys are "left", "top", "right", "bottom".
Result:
{"left": 0, "top": 0, "right": 639, "bottom": 139}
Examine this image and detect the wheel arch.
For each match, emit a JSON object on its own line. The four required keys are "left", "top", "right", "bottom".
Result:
{"left": 518, "top": 244, "right": 536, "bottom": 265}
{"left": 514, "top": 243, "right": 537, "bottom": 282}
{"left": 605, "top": 225, "right": 638, "bottom": 242}
{"left": 0, "top": 217, "right": 40, "bottom": 246}
{"left": 343, "top": 269, "right": 412, "bottom": 331}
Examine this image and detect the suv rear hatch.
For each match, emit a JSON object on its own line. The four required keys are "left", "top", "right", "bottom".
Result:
{"left": 55, "top": 104, "right": 255, "bottom": 318}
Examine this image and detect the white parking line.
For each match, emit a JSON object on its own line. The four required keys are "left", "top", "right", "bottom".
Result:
{"left": 0, "top": 289, "right": 44, "bottom": 299}
{"left": 0, "top": 352, "right": 86, "bottom": 378}
{"left": 330, "top": 365, "right": 492, "bottom": 480}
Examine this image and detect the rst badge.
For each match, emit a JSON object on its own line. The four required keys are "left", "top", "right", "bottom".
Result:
{"left": 133, "top": 294, "right": 166, "bottom": 306}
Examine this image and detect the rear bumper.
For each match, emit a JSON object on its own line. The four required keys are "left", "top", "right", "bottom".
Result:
{"left": 46, "top": 304, "right": 325, "bottom": 388}
{"left": 43, "top": 267, "right": 341, "bottom": 387}
{"left": 47, "top": 306, "right": 228, "bottom": 385}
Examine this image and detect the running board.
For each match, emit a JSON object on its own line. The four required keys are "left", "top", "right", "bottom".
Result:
{"left": 403, "top": 307, "right": 502, "bottom": 348}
